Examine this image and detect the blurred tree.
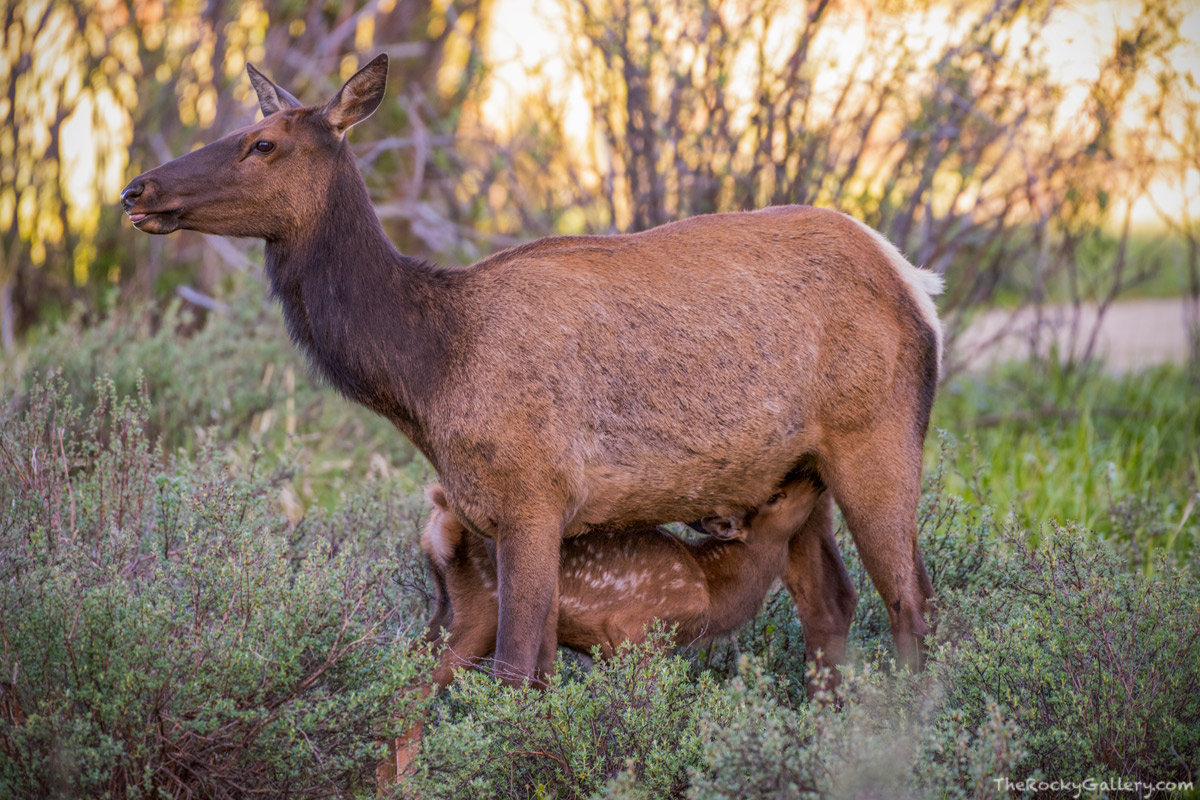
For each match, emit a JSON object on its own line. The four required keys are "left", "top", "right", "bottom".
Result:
{"left": 1, "top": 0, "right": 141, "bottom": 349}
{"left": 3, "top": 0, "right": 1197, "bottom": 378}
{"left": 528, "top": 0, "right": 1191, "bottom": 373}
{"left": 0, "top": 0, "right": 493, "bottom": 349}
{"left": 1143, "top": 62, "right": 1200, "bottom": 381}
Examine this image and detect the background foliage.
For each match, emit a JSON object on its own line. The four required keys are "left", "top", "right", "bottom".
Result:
{"left": 3, "top": 0, "right": 1200, "bottom": 370}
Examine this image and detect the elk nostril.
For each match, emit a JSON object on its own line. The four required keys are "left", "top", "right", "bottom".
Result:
{"left": 120, "top": 182, "right": 144, "bottom": 206}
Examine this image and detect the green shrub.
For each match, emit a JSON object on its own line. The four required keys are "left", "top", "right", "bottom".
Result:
{"left": 937, "top": 524, "right": 1200, "bottom": 786}
{"left": 295, "top": 468, "right": 438, "bottom": 630}
{"left": 686, "top": 655, "right": 1026, "bottom": 800}
{"left": 0, "top": 375, "right": 431, "bottom": 799}
{"left": 3, "top": 281, "right": 419, "bottom": 508}
{"left": 396, "top": 631, "right": 734, "bottom": 800}
{"left": 685, "top": 659, "right": 823, "bottom": 799}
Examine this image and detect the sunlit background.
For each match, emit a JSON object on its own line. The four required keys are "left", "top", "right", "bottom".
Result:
{"left": 485, "top": 0, "right": 1200, "bottom": 226}
{"left": 3, "top": 0, "right": 1200, "bottom": 364}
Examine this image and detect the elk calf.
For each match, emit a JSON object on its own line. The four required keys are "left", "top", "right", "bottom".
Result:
{"left": 422, "top": 478, "right": 823, "bottom": 685}
{"left": 377, "top": 478, "right": 826, "bottom": 781}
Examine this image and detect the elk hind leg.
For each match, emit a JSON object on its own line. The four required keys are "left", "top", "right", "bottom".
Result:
{"left": 824, "top": 432, "right": 932, "bottom": 671}
{"left": 782, "top": 490, "right": 857, "bottom": 692}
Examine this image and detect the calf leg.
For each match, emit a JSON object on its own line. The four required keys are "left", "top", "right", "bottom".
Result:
{"left": 376, "top": 683, "right": 434, "bottom": 789}
{"left": 379, "top": 619, "right": 499, "bottom": 785}
{"left": 423, "top": 553, "right": 453, "bottom": 645}
{"left": 782, "top": 491, "right": 857, "bottom": 692}
{"left": 378, "top": 561, "right": 499, "bottom": 788}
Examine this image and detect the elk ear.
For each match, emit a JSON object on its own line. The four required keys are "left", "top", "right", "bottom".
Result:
{"left": 700, "top": 513, "right": 749, "bottom": 541}
{"left": 246, "top": 63, "right": 302, "bottom": 116}
{"left": 322, "top": 53, "right": 388, "bottom": 135}
{"left": 424, "top": 483, "right": 449, "bottom": 512}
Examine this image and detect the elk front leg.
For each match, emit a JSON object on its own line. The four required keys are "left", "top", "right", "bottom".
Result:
{"left": 493, "top": 516, "right": 562, "bottom": 685}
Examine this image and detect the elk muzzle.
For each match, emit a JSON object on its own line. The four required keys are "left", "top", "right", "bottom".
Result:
{"left": 120, "top": 175, "right": 182, "bottom": 235}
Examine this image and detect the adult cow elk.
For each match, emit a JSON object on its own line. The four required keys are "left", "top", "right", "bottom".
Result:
{"left": 121, "top": 54, "right": 943, "bottom": 684}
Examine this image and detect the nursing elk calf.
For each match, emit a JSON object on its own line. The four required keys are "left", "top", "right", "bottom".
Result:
{"left": 122, "top": 54, "right": 943, "bottom": 684}
{"left": 377, "top": 477, "right": 829, "bottom": 780}
{"left": 423, "top": 476, "right": 825, "bottom": 680}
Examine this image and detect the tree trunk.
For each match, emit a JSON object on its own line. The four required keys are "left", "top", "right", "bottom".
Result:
{"left": 0, "top": 276, "right": 13, "bottom": 352}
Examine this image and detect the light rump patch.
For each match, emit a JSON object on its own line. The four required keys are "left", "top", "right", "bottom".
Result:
{"left": 420, "top": 484, "right": 459, "bottom": 567}
{"left": 840, "top": 212, "right": 945, "bottom": 368}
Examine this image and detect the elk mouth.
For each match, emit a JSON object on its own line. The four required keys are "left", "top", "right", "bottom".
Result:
{"left": 127, "top": 208, "right": 182, "bottom": 234}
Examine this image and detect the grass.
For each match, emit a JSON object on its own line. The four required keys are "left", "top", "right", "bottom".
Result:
{"left": 931, "top": 360, "right": 1200, "bottom": 562}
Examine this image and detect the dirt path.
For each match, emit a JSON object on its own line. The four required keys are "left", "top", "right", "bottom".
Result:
{"left": 952, "top": 297, "right": 1196, "bottom": 372}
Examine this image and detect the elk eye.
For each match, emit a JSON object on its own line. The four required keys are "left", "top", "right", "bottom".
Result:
{"left": 253, "top": 140, "right": 275, "bottom": 154}
{"left": 766, "top": 492, "right": 784, "bottom": 505}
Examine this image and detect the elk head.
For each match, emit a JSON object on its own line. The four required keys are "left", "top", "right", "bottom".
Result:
{"left": 120, "top": 54, "right": 389, "bottom": 241}
{"left": 700, "top": 483, "right": 817, "bottom": 542}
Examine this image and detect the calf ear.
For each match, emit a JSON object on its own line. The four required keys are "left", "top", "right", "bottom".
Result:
{"left": 700, "top": 513, "right": 748, "bottom": 541}
{"left": 246, "top": 63, "right": 302, "bottom": 116}
{"left": 322, "top": 53, "right": 388, "bottom": 134}
{"left": 424, "top": 484, "right": 449, "bottom": 511}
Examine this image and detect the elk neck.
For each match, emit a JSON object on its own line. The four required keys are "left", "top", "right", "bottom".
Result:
{"left": 693, "top": 532, "right": 789, "bottom": 636}
{"left": 263, "top": 147, "right": 463, "bottom": 459}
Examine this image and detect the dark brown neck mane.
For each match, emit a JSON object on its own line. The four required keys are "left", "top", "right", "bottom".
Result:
{"left": 263, "top": 147, "right": 462, "bottom": 460}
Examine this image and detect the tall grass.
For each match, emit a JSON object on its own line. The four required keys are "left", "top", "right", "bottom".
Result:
{"left": 932, "top": 361, "right": 1199, "bottom": 561}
